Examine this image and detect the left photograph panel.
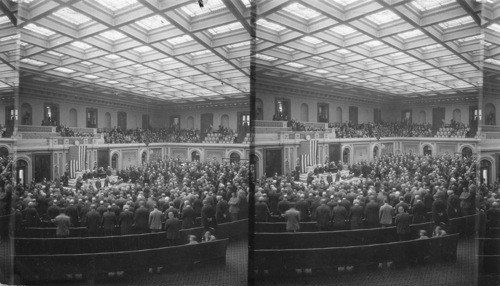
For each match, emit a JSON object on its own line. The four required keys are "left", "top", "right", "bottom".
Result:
{"left": 0, "top": 0, "right": 18, "bottom": 285}
{"left": 12, "top": 0, "right": 251, "bottom": 285}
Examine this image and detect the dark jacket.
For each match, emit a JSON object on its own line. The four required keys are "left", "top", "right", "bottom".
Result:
{"left": 119, "top": 210, "right": 134, "bottom": 235}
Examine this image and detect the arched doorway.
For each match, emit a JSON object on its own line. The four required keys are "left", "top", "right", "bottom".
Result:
{"left": 419, "top": 110, "right": 426, "bottom": 124}
{"left": 221, "top": 114, "right": 229, "bottom": 128}
{"left": 104, "top": 112, "right": 111, "bottom": 129}
{"left": 16, "top": 159, "right": 28, "bottom": 185}
{"left": 342, "top": 147, "right": 350, "bottom": 165}
{"left": 191, "top": 150, "right": 200, "bottom": 161}
{"left": 453, "top": 109, "right": 461, "bottom": 123}
{"left": 21, "top": 103, "right": 32, "bottom": 125}
{"left": 187, "top": 116, "right": 194, "bottom": 129}
{"left": 336, "top": 107, "right": 343, "bottom": 123}
{"left": 462, "top": 147, "right": 472, "bottom": 157}
{"left": 300, "top": 103, "right": 309, "bottom": 122}
{"left": 250, "top": 154, "right": 260, "bottom": 178}
{"left": 481, "top": 159, "right": 492, "bottom": 185}
{"left": 423, "top": 145, "right": 432, "bottom": 156}
{"left": 111, "top": 153, "right": 118, "bottom": 170}
{"left": 229, "top": 152, "right": 241, "bottom": 163}
{"left": 373, "top": 146, "right": 379, "bottom": 159}
{"left": 485, "top": 103, "right": 496, "bottom": 125}
{"left": 256, "top": 98, "right": 263, "bottom": 120}
{"left": 69, "top": 108, "right": 78, "bottom": 127}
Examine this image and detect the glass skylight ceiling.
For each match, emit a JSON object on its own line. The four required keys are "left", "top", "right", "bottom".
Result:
{"left": 19, "top": 0, "right": 250, "bottom": 102}
{"left": 92, "top": 0, "right": 137, "bottom": 11}
{"left": 53, "top": 8, "right": 91, "bottom": 25}
{"left": 100, "top": 30, "right": 126, "bottom": 41}
{"left": 257, "top": 19, "right": 286, "bottom": 32}
{"left": 71, "top": 41, "right": 92, "bottom": 50}
{"left": 181, "top": 0, "right": 225, "bottom": 17}
{"left": 208, "top": 22, "right": 244, "bottom": 35}
{"left": 366, "top": 10, "right": 400, "bottom": 25}
{"left": 167, "top": 35, "right": 193, "bottom": 45}
{"left": 283, "top": 3, "right": 322, "bottom": 20}
{"left": 135, "top": 15, "right": 169, "bottom": 30}
{"left": 256, "top": 0, "right": 482, "bottom": 97}
{"left": 331, "top": 25, "right": 357, "bottom": 36}
{"left": 411, "top": 0, "right": 455, "bottom": 11}
{"left": 24, "top": 23, "right": 55, "bottom": 36}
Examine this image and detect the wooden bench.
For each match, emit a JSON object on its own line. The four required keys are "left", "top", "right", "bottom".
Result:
{"left": 15, "top": 219, "right": 247, "bottom": 255}
{"left": 18, "top": 217, "right": 204, "bottom": 238}
{"left": 255, "top": 214, "right": 477, "bottom": 233}
{"left": 255, "top": 222, "right": 434, "bottom": 249}
{"left": 254, "top": 234, "right": 459, "bottom": 275}
{"left": 15, "top": 238, "right": 229, "bottom": 284}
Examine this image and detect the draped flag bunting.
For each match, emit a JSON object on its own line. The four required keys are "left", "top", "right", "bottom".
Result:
{"left": 68, "top": 145, "right": 87, "bottom": 178}
{"left": 300, "top": 139, "right": 318, "bottom": 173}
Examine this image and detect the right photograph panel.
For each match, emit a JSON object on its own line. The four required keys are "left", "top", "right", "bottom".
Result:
{"left": 479, "top": 1, "right": 500, "bottom": 285}
{"left": 252, "top": 0, "right": 484, "bottom": 285}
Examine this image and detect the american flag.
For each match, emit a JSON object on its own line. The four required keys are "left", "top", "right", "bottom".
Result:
{"left": 300, "top": 139, "right": 318, "bottom": 173}
{"left": 68, "top": 145, "right": 87, "bottom": 178}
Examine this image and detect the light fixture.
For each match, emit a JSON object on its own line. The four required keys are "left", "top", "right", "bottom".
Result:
{"left": 475, "top": 109, "right": 482, "bottom": 120}
{"left": 11, "top": 109, "right": 18, "bottom": 120}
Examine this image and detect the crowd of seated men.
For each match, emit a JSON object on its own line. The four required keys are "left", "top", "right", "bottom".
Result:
{"left": 330, "top": 121, "right": 433, "bottom": 138}
{"left": 479, "top": 181, "right": 500, "bottom": 232}
{"left": 12, "top": 158, "right": 249, "bottom": 241}
{"left": 255, "top": 153, "right": 478, "bottom": 236}
{"left": 0, "top": 122, "right": 13, "bottom": 138}
{"left": 101, "top": 126, "right": 202, "bottom": 144}
{"left": 329, "top": 120, "right": 475, "bottom": 139}
{"left": 287, "top": 119, "right": 326, "bottom": 132}
{"left": 0, "top": 155, "right": 13, "bottom": 241}
{"left": 57, "top": 125, "right": 94, "bottom": 138}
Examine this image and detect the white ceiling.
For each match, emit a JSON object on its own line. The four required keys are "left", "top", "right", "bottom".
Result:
{"left": 17, "top": 0, "right": 251, "bottom": 103}
{"left": 483, "top": 0, "right": 500, "bottom": 75}
{"left": 256, "top": 0, "right": 483, "bottom": 98}
{"left": 0, "top": 0, "right": 18, "bottom": 90}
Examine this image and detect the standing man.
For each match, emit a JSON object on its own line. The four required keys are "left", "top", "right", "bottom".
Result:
{"left": 54, "top": 211, "right": 71, "bottom": 238}
{"left": 379, "top": 200, "right": 394, "bottom": 227}
{"left": 283, "top": 206, "right": 301, "bottom": 232}
{"left": 119, "top": 205, "right": 134, "bottom": 235}
{"left": 102, "top": 206, "right": 117, "bottom": 236}
{"left": 395, "top": 206, "right": 411, "bottom": 241}
{"left": 165, "top": 211, "right": 182, "bottom": 245}
{"left": 149, "top": 205, "right": 163, "bottom": 232}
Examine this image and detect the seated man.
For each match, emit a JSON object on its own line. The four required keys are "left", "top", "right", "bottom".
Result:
{"left": 201, "top": 229, "right": 216, "bottom": 242}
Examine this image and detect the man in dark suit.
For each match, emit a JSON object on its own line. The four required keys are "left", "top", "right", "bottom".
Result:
{"left": 349, "top": 200, "right": 364, "bottom": 229}
{"left": 332, "top": 201, "right": 348, "bottom": 230}
{"left": 165, "top": 211, "right": 182, "bottom": 246}
{"left": 215, "top": 195, "right": 229, "bottom": 224}
{"left": 364, "top": 198, "right": 380, "bottom": 229}
{"left": 65, "top": 199, "right": 79, "bottom": 227}
{"left": 134, "top": 202, "right": 150, "bottom": 233}
{"left": 23, "top": 202, "right": 41, "bottom": 227}
{"left": 85, "top": 205, "right": 102, "bottom": 236}
{"left": 181, "top": 202, "right": 196, "bottom": 229}
{"left": 295, "top": 195, "right": 310, "bottom": 222}
{"left": 395, "top": 206, "right": 411, "bottom": 241}
{"left": 201, "top": 199, "right": 217, "bottom": 232}
{"left": 102, "top": 206, "right": 117, "bottom": 236}
{"left": 412, "top": 196, "right": 427, "bottom": 224}
{"left": 315, "top": 200, "right": 331, "bottom": 231}
{"left": 255, "top": 197, "right": 270, "bottom": 222}
{"left": 119, "top": 205, "right": 134, "bottom": 235}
